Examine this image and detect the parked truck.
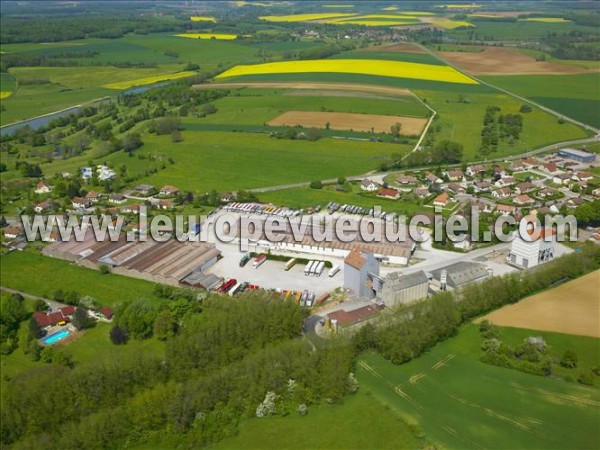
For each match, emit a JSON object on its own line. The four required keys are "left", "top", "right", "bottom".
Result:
{"left": 252, "top": 254, "right": 267, "bottom": 268}
{"left": 304, "top": 261, "right": 314, "bottom": 276}
{"left": 228, "top": 282, "right": 242, "bottom": 297}
{"left": 315, "top": 261, "right": 325, "bottom": 277}
{"left": 328, "top": 265, "right": 340, "bottom": 277}
{"left": 284, "top": 258, "right": 296, "bottom": 271}
{"left": 239, "top": 253, "right": 251, "bottom": 267}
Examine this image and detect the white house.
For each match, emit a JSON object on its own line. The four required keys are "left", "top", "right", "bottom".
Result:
{"left": 34, "top": 181, "right": 51, "bottom": 194}
{"left": 360, "top": 179, "right": 379, "bottom": 192}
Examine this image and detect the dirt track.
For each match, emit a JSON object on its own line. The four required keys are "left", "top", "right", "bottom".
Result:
{"left": 193, "top": 82, "right": 412, "bottom": 97}
{"left": 476, "top": 270, "right": 600, "bottom": 338}
{"left": 267, "top": 110, "right": 427, "bottom": 135}
{"left": 437, "top": 47, "right": 595, "bottom": 75}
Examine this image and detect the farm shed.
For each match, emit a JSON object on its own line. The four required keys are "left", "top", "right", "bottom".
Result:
{"left": 431, "top": 262, "right": 490, "bottom": 290}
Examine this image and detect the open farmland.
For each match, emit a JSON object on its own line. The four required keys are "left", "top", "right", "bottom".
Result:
{"left": 267, "top": 111, "right": 427, "bottom": 135}
{"left": 131, "top": 131, "right": 412, "bottom": 192}
{"left": 477, "top": 271, "right": 600, "bottom": 338}
{"left": 174, "top": 33, "right": 239, "bottom": 40}
{"left": 482, "top": 73, "right": 600, "bottom": 129}
{"left": 437, "top": 46, "right": 596, "bottom": 75}
{"left": 103, "top": 70, "right": 197, "bottom": 89}
{"left": 216, "top": 59, "right": 478, "bottom": 84}
{"left": 258, "top": 13, "right": 354, "bottom": 22}
{"left": 190, "top": 15, "right": 216, "bottom": 22}
{"left": 357, "top": 325, "right": 600, "bottom": 449}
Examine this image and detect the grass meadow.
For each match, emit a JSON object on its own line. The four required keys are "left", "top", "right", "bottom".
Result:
{"left": 132, "top": 131, "right": 412, "bottom": 193}
{"left": 356, "top": 324, "right": 600, "bottom": 449}
{"left": 482, "top": 73, "right": 600, "bottom": 128}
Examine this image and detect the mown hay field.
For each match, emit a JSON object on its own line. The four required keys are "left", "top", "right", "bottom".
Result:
{"left": 477, "top": 270, "right": 600, "bottom": 338}
{"left": 267, "top": 111, "right": 428, "bottom": 135}
{"left": 216, "top": 59, "right": 478, "bottom": 84}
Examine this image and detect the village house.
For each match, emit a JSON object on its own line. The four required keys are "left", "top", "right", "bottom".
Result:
{"left": 108, "top": 194, "right": 126, "bottom": 205}
{"left": 510, "top": 161, "right": 526, "bottom": 171}
{"left": 471, "top": 200, "right": 496, "bottom": 213}
{"left": 537, "top": 187, "right": 555, "bottom": 198}
{"left": 121, "top": 204, "right": 142, "bottom": 214}
{"left": 447, "top": 183, "right": 465, "bottom": 194}
{"left": 493, "top": 166, "right": 506, "bottom": 178}
{"left": 33, "top": 306, "right": 75, "bottom": 329}
{"left": 377, "top": 188, "right": 400, "bottom": 200}
{"left": 221, "top": 192, "right": 235, "bottom": 203}
{"left": 433, "top": 192, "right": 450, "bottom": 207}
{"left": 466, "top": 164, "right": 486, "bottom": 177}
{"left": 71, "top": 197, "right": 90, "bottom": 209}
{"left": 426, "top": 173, "right": 442, "bottom": 184}
{"left": 552, "top": 173, "right": 572, "bottom": 185}
{"left": 592, "top": 188, "right": 600, "bottom": 198}
{"left": 566, "top": 197, "right": 584, "bottom": 208}
{"left": 159, "top": 199, "right": 175, "bottom": 210}
{"left": 491, "top": 187, "right": 512, "bottom": 199}
{"left": 446, "top": 169, "right": 464, "bottom": 182}
{"left": 135, "top": 184, "right": 155, "bottom": 196}
{"left": 86, "top": 191, "right": 100, "bottom": 203}
{"left": 521, "top": 157, "right": 541, "bottom": 169}
{"left": 495, "top": 176, "right": 516, "bottom": 188}
{"left": 474, "top": 181, "right": 492, "bottom": 192}
{"left": 397, "top": 175, "right": 418, "bottom": 185}
{"left": 515, "top": 182, "right": 536, "bottom": 195}
{"left": 542, "top": 162, "right": 561, "bottom": 175}
{"left": 414, "top": 187, "right": 430, "bottom": 199}
{"left": 34, "top": 181, "right": 51, "bottom": 194}
{"left": 99, "top": 307, "right": 114, "bottom": 320}
{"left": 573, "top": 171, "right": 594, "bottom": 182}
{"left": 3, "top": 225, "right": 24, "bottom": 239}
{"left": 159, "top": 185, "right": 180, "bottom": 196}
{"left": 496, "top": 204, "right": 517, "bottom": 216}
{"left": 514, "top": 194, "right": 535, "bottom": 206}
{"left": 34, "top": 199, "right": 52, "bottom": 213}
{"left": 360, "top": 179, "right": 379, "bottom": 192}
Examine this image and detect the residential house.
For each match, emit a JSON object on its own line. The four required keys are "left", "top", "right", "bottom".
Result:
{"left": 414, "top": 187, "right": 430, "bottom": 199}
{"left": 446, "top": 169, "right": 464, "bottom": 182}
{"left": 491, "top": 187, "right": 512, "bottom": 199}
{"left": 72, "top": 197, "right": 90, "bottom": 209}
{"left": 521, "top": 157, "right": 541, "bottom": 169}
{"left": 3, "top": 225, "right": 23, "bottom": 239}
{"left": 34, "top": 181, "right": 51, "bottom": 194}
{"left": 515, "top": 182, "right": 536, "bottom": 195}
{"left": 466, "top": 164, "right": 486, "bottom": 177}
{"left": 542, "top": 162, "right": 560, "bottom": 175}
{"left": 121, "top": 204, "right": 142, "bottom": 214}
{"left": 471, "top": 200, "right": 496, "bottom": 214}
{"left": 447, "top": 183, "right": 465, "bottom": 194}
{"left": 159, "top": 185, "right": 180, "bottom": 196}
{"left": 537, "top": 187, "right": 555, "bottom": 198}
{"left": 377, "top": 188, "right": 400, "bottom": 200}
{"left": 474, "top": 181, "right": 491, "bottom": 192}
{"left": 426, "top": 173, "right": 442, "bottom": 184}
{"left": 135, "top": 184, "right": 155, "bottom": 196}
{"left": 495, "top": 176, "right": 516, "bottom": 188}
{"left": 221, "top": 192, "right": 235, "bottom": 203}
{"left": 514, "top": 194, "right": 535, "bottom": 206}
{"left": 566, "top": 197, "right": 583, "bottom": 208}
{"left": 99, "top": 307, "right": 114, "bottom": 320}
{"left": 33, "top": 306, "right": 76, "bottom": 328}
{"left": 496, "top": 204, "right": 516, "bottom": 215}
{"left": 34, "top": 199, "right": 52, "bottom": 213}
{"left": 397, "top": 175, "right": 418, "bottom": 185}
{"left": 86, "top": 191, "right": 100, "bottom": 203}
{"left": 96, "top": 165, "right": 116, "bottom": 181}
{"left": 573, "top": 171, "right": 594, "bottom": 182}
{"left": 592, "top": 188, "right": 600, "bottom": 199}
{"left": 493, "top": 166, "right": 506, "bottom": 178}
{"left": 360, "top": 179, "right": 379, "bottom": 192}
{"left": 552, "top": 173, "right": 571, "bottom": 185}
{"left": 433, "top": 192, "right": 450, "bottom": 207}
{"left": 108, "top": 194, "right": 126, "bottom": 204}
{"left": 159, "top": 199, "right": 175, "bottom": 210}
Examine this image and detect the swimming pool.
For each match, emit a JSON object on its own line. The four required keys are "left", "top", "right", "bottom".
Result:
{"left": 42, "top": 329, "right": 70, "bottom": 345}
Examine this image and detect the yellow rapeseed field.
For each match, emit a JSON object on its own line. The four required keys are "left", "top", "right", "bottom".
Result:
{"left": 190, "top": 16, "right": 216, "bottom": 22}
{"left": 174, "top": 33, "right": 238, "bottom": 40}
{"left": 331, "top": 19, "right": 417, "bottom": 26}
{"left": 520, "top": 17, "right": 571, "bottom": 23}
{"left": 322, "top": 4, "right": 354, "bottom": 7}
{"left": 0, "top": 91, "right": 12, "bottom": 99}
{"left": 216, "top": 59, "right": 477, "bottom": 84}
{"left": 437, "top": 4, "right": 482, "bottom": 8}
{"left": 423, "top": 17, "right": 475, "bottom": 28}
{"left": 259, "top": 13, "right": 355, "bottom": 22}
{"left": 103, "top": 71, "right": 197, "bottom": 90}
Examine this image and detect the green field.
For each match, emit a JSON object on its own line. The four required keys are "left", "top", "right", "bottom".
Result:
{"left": 0, "top": 72, "right": 17, "bottom": 94}
{"left": 448, "top": 20, "right": 599, "bottom": 40}
{"left": 482, "top": 73, "right": 600, "bottom": 129}
{"left": 356, "top": 324, "right": 600, "bottom": 449}
{"left": 131, "top": 131, "right": 412, "bottom": 193}
{"left": 210, "top": 390, "right": 423, "bottom": 450}
{"left": 0, "top": 251, "right": 164, "bottom": 307}
{"left": 416, "top": 89, "right": 591, "bottom": 160}
{"left": 187, "top": 88, "right": 429, "bottom": 127}
{"left": 331, "top": 49, "right": 445, "bottom": 66}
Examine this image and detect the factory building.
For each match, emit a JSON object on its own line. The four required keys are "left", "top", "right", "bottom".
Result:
{"left": 431, "top": 262, "right": 490, "bottom": 290}
{"left": 507, "top": 228, "right": 556, "bottom": 269}
{"left": 557, "top": 148, "right": 596, "bottom": 163}
{"left": 343, "top": 248, "right": 381, "bottom": 299}
{"left": 378, "top": 270, "right": 429, "bottom": 307}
